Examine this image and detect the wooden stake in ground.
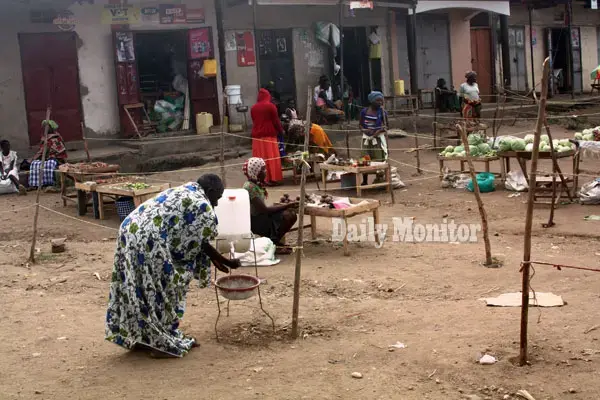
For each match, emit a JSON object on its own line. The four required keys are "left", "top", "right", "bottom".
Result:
{"left": 29, "top": 107, "right": 52, "bottom": 263}
{"left": 81, "top": 122, "right": 91, "bottom": 162}
{"left": 409, "top": 95, "right": 421, "bottom": 174}
{"left": 520, "top": 58, "right": 551, "bottom": 367}
{"left": 220, "top": 94, "right": 227, "bottom": 187}
{"left": 457, "top": 123, "right": 493, "bottom": 266}
{"left": 291, "top": 88, "right": 312, "bottom": 339}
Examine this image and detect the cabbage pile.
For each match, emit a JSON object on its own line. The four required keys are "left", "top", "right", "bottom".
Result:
{"left": 574, "top": 127, "right": 600, "bottom": 141}
{"left": 439, "top": 133, "right": 497, "bottom": 158}
{"left": 496, "top": 134, "right": 574, "bottom": 153}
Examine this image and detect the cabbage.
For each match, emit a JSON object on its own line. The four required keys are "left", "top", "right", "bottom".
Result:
{"left": 511, "top": 139, "right": 526, "bottom": 151}
{"left": 583, "top": 129, "right": 593, "bottom": 135}
{"left": 477, "top": 143, "right": 491, "bottom": 154}
{"left": 558, "top": 139, "right": 570, "bottom": 147}
{"left": 552, "top": 139, "right": 560, "bottom": 148}
{"left": 454, "top": 145, "right": 465, "bottom": 153}
{"left": 525, "top": 143, "right": 534, "bottom": 152}
{"left": 468, "top": 133, "right": 485, "bottom": 146}
{"left": 457, "top": 151, "right": 466, "bottom": 157}
{"left": 540, "top": 134, "right": 549, "bottom": 143}
{"left": 574, "top": 132, "right": 583, "bottom": 140}
{"left": 583, "top": 133, "right": 594, "bottom": 141}
{"left": 498, "top": 139, "right": 512, "bottom": 152}
{"left": 524, "top": 134, "right": 535, "bottom": 144}
{"left": 557, "top": 146, "right": 570, "bottom": 152}
{"left": 469, "top": 145, "right": 480, "bottom": 156}
{"left": 540, "top": 143, "right": 551, "bottom": 152}
{"left": 444, "top": 145, "right": 454, "bottom": 153}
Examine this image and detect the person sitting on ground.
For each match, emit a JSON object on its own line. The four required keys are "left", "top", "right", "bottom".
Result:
{"left": 359, "top": 91, "right": 388, "bottom": 186}
{"left": 459, "top": 71, "right": 482, "bottom": 121}
{"left": 26, "top": 120, "right": 68, "bottom": 189}
{"left": 314, "top": 75, "right": 345, "bottom": 123}
{"left": 242, "top": 157, "right": 298, "bottom": 255}
{"left": 283, "top": 109, "right": 335, "bottom": 156}
{"left": 105, "top": 174, "right": 241, "bottom": 358}
{"left": 0, "top": 140, "right": 26, "bottom": 195}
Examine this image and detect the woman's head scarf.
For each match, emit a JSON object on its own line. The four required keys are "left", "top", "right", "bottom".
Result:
{"left": 243, "top": 157, "right": 266, "bottom": 182}
{"left": 368, "top": 91, "right": 384, "bottom": 104}
{"left": 42, "top": 120, "right": 59, "bottom": 131}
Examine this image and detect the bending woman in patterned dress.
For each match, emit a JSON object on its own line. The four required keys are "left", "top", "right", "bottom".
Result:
{"left": 105, "top": 174, "right": 241, "bottom": 358}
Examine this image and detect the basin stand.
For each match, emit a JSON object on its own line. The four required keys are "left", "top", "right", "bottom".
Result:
{"left": 214, "top": 236, "right": 275, "bottom": 342}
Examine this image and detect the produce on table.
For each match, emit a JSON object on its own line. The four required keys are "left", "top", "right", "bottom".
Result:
{"left": 525, "top": 143, "right": 534, "bottom": 152}
{"left": 574, "top": 132, "right": 583, "bottom": 140}
{"left": 125, "top": 182, "right": 150, "bottom": 190}
{"left": 511, "top": 138, "right": 526, "bottom": 151}
{"left": 498, "top": 138, "right": 513, "bottom": 152}
{"left": 540, "top": 134, "right": 550, "bottom": 144}
{"left": 524, "top": 134, "right": 535, "bottom": 144}
{"left": 438, "top": 135, "right": 497, "bottom": 158}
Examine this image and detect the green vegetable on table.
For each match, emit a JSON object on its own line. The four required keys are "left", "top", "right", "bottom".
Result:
{"left": 125, "top": 183, "right": 150, "bottom": 190}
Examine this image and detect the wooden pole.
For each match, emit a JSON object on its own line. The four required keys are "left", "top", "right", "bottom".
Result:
{"left": 81, "top": 122, "right": 91, "bottom": 162}
{"left": 410, "top": 93, "right": 421, "bottom": 174}
{"left": 29, "top": 107, "right": 52, "bottom": 263}
{"left": 566, "top": 0, "right": 574, "bottom": 100}
{"left": 457, "top": 123, "right": 493, "bottom": 266}
{"left": 252, "top": 0, "right": 260, "bottom": 92}
{"left": 520, "top": 58, "right": 551, "bottom": 366}
{"left": 528, "top": 7, "right": 535, "bottom": 94}
{"left": 291, "top": 88, "right": 312, "bottom": 339}
{"left": 220, "top": 94, "right": 227, "bottom": 187}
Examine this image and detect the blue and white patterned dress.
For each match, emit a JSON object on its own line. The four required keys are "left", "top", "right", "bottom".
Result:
{"left": 105, "top": 182, "right": 218, "bottom": 357}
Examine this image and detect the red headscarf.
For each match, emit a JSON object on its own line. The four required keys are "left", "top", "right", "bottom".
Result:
{"left": 251, "top": 89, "right": 283, "bottom": 139}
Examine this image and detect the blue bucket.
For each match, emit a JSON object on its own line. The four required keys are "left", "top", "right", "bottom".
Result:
{"left": 341, "top": 173, "right": 357, "bottom": 192}
{"left": 115, "top": 197, "right": 136, "bottom": 221}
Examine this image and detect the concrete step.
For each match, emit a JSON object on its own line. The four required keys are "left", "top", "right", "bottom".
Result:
{"left": 118, "top": 132, "right": 251, "bottom": 158}
{"left": 138, "top": 148, "right": 250, "bottom": 173}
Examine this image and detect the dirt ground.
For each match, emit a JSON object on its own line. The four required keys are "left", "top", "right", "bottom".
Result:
{"left": 3, "top": 116, "right": 600, "bottom": 400}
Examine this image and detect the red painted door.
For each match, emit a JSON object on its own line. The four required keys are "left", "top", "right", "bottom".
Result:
{"left": 113, "top": 31, "right": 141, "bottom": 136}
{"left": 19, "top": 32, "right": 83, "bottom": 145}
{"left": 470, "top": 28, "right": 493, "bottom": 100}
{"left": 187, "top": 28, "right": 220, "bottom": 127}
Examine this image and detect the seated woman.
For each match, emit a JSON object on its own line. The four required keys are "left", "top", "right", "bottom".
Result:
{"left": 314, "top": 75, "right": 345, "bottom": 124}
{"left": 242, "top": 157, "right": 298, "bottom": 255}
{"left": 27, "top": 120, "right": 68, "bottom": 189}
{"left": 0, "top": 140, "right": 26, "bottom": 195}
{"left": 283, "top": 110, "right": 335, "bottom": 156}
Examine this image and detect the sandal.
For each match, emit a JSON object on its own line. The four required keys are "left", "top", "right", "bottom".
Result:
{"left": 275, "top": 246, "right": 293, "bottom": 255}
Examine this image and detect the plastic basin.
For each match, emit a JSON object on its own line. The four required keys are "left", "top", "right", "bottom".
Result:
{"left": 215, "top": 274, "right": 260, "bottom": 301}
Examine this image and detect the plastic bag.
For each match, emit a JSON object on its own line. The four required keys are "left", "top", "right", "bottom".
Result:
{"left": 0, "top": 178, "right": 17, "bottom": 194}
{"left": 232, "top": 237, "right": 280, "bottom": 267}
{"left": 505, "top": 170, "right": 529, "bottom": 192}
{"left": 172, "top": 75, "right": 188, "bottom": 94}
{"left": 441, "top": 167, "right": 471, "bottom": 189}
{"left": 467, "top": 172, "right": 496, "bottom": 193}
{"left": 579, "top": 179, "right": 600, "bottom": 205}
{"left": 390, "top": 166, "right": 405, "bottom": 189}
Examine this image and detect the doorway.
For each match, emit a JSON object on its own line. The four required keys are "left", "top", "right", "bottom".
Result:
{"left": 546, "top": 27, "right": 582, "bottom": 94}
{"left": 257, "top": 29, "right": 296, "bottom": 114}
{"left": 114, "top": 28, "right": 219, "bottom": 136}
{"left": 509, "top": 26, "right": 528, "bottom": 92}
{"left": 19, "top": 32, "right": 83, "bottom": 145}
{"left": 342, "top": 27, "right": 371, "bottom": 107}
{"left": 470, "top": 28, "right": 493, "bottom": 100}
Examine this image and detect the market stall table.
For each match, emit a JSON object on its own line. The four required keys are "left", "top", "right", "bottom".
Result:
{"left": 89, "top": 182, "right": 170, "bottom": 220}
{"left": 437, "top": 155, "right": 501, "bottom": 180}
{"left": 498, "top": 149, "right": 580, "bottom": 204}
{"left": 320, "top": 162, "right": 393, "bottom": 202}
{"left": 58, "top": 163, "right": 120, "bottom": 207}
{"left": 302, "top": 198, "right": 382, "bottom": 256}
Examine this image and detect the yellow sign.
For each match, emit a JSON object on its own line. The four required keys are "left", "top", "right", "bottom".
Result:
{"left": 102, "top": 4, "right": 140, "bottom": 24}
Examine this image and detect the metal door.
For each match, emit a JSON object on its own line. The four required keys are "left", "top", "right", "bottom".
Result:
{"left": 19, "top": 32, "right": 83, "bottom": 145}
{"left": 416, "top": 14, "right": 451, "bottom": 90}
{"left": 113, "top": 31, "right": 141, "bottom": 136}
{"left": 187, "top": 28, "right": 220, "bottom": 126}
{"left": 508, "top": 26, "right": 528, "bottom": 91}
{"left": 257, "top": 29, "right": 296, "bottom": 111}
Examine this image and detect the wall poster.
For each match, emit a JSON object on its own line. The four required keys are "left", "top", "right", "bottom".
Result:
{"left": 159, "top": 4, "right": 186, "bottom": 24}
{"left": 189, "top": 28, "right": 211, "bottom": 59}
{"left": 236, "top": 31, "right": 256, "bottom": 67}
{"left": 186, "top": 8, "right": 205, "bottom": 24}
{"left": 115, "top": 32, "right": 135, "bottom": 62}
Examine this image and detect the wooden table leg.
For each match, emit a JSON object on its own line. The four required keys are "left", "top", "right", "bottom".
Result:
{"left": 460, "top": 160, "right": 465, "bottom": 173}
{"left": 500, "top": 157, "right": 507, "bottom": 183}
{"left": 343, "top": 217, "right": 350, "bottom": 256}
{"left": 133, "top": 196, "right": 143, "bottom": 207}
{"left": 322, "top": 169, "right": 327, "bottom": 192}
{"left": 485, "top": 160, "right": 490, "bottom": 172}
{"left": 438, "top": 158, "right": 444, "bottom": 180}
{"left": 98, "top": 193, "right": 105, "bottom": 220}
{"left": 355, "top": 173, "right": 362, "bottom": 197}
{"left": 373, "top": 208, "right": 381, "bottom": 246}
{"left": 310, "top": 215, "right": 317, "bottom": 240}
{"left": 60, "top": 173, "right": 67, "bottom": 207}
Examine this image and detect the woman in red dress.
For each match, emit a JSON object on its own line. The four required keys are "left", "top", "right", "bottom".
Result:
{"left": 251, "top": 89, "right": 283, "bottom": 185}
